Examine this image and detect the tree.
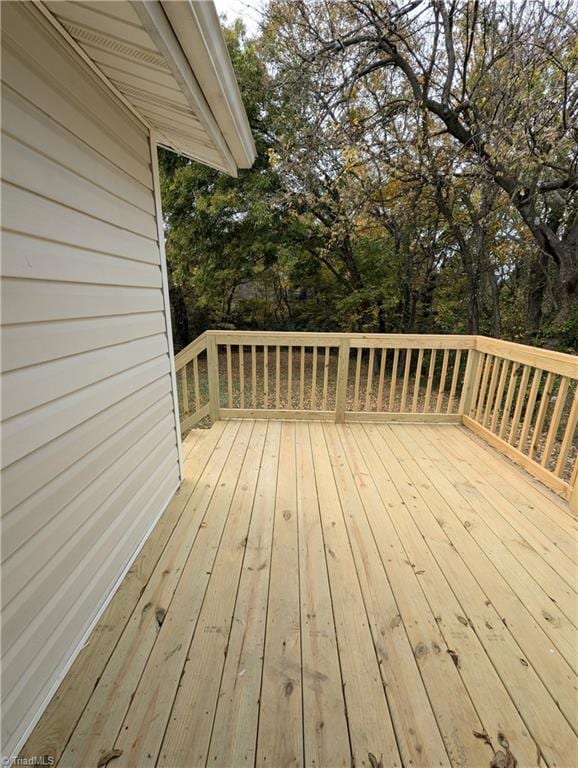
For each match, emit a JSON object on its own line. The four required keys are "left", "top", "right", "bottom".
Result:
{"left": 265, "top": 0, "right": 577, "bottom": 333}
{"left": 160, "top": 4, "right": 577, "bottom": 351}
{"left": 159, "top": 21, "right": 296, "bottom": 345}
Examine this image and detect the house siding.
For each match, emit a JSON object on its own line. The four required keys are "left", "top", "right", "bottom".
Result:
{"left": 1, "top": 2, "right": 181, "bottom": 755}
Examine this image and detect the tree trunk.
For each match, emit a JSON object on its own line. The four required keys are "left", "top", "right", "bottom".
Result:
{"left": 527, "top": 252, "right": 548, "bottom": 339}
{"left": 488, "top": 267, "right": 501, "bottom": 338}
{"left": 170, "top": 283, "right": 190, "bottom": 352}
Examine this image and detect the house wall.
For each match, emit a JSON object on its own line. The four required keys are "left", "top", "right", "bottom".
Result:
{"left": 1, "top": 3, "right": 181, "bottom": 755}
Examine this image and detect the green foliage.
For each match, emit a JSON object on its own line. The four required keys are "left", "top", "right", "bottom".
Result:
{"left": 539, "top": 305, "right": 578, "bottom": 353}
{"left": 161, "top": 5, "right": 577, "bottom": 353}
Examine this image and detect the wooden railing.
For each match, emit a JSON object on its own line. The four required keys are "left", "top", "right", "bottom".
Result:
{"left": 173, "top": 333, "right": 211, "bottom": 431}
{"left": 174, "top": 331, "right": 577, "bottom": 508}
{"left": 463, "top": 337, "right": 577, "bottom": 508}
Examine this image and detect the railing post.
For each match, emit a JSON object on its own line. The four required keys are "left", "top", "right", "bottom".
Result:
{"left": 569, "top": 460, "right": 578, "bottom": 515}
{"left": 335, "top": 338, "right": 350, "bottom": 423}
{"left": 206, "top": 332, "right": 220, "bottom": 421}
{"left": 459, "top": 347, "right": 481, "bottom": 417}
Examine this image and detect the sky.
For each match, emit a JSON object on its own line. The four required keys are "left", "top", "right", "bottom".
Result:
{"left": 213, "top": 0, "right": 264, "bottom": 36}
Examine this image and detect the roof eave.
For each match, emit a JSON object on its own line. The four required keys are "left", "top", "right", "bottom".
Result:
{"left": 131, "top": 0, "right": 244, "bottom": 176}
{"left": 160, "top": 0, "right": 257, "bottom": 169}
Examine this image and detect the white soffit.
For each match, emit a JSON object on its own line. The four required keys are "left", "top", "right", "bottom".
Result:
{"left": 42, "top": 0, "right": 256, "bottom": 175}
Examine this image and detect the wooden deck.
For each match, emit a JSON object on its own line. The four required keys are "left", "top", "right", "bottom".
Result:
{"left": 23, "top": 420, "right": 577, "bottom": 768}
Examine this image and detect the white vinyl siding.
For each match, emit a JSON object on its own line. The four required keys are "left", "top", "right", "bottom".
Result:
{"left": 0, "top": 2, "right": 181, "bottom": 755}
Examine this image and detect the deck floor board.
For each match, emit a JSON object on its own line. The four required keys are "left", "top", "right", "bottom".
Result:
{"left": 21, "top": 421, "right": 577, "bottom": 768}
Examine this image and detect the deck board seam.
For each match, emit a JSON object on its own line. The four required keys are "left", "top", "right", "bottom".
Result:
{"left": 147, "top": 420, "right": 258, "bottom": 767}
{"left": 303, "top": 421, "right": 354, "bottom": 765}
{"left": 76, "top": 419, "right": 244, "bottom": 766}
{"left": 379, "top": 423, "right": 577, "bottom": 739}
{"left": 420, "top": 425, "right": 577, "bottom": 624}
{"left": 407, "top": 424, "right": 577, "bottom": 660}
{"left": 340, "top": 422, "right": 485, "bottom": 766}
{"left": 51, "top": 421, "right": 230, "bottom": 767}
{"left": 201, "top": 421, "right": 270, "bottom": 768}
{"left": 317, "top": 421, "right": 405, "bottom": 766}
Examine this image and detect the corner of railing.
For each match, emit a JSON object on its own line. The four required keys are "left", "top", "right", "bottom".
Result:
{"left": 569, "top": 462, "right": 578, "bottom": 515}
{"left": 206, "top": 331, "right": 220, "bottom": 422}
{"left": 458, "top": 345, "right": 482, "bottom": 417}
{"left": 335, "top": 338, "right": 351, "bottom": 423}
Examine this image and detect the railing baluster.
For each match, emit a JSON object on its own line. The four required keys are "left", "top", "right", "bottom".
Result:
{"left": 287, "top": 346, "right": 293, "bottom": 409}
{"left": 508, "top": 364, "right": 530, "bottom": 445}
{"left": 377, "top": 348, "right": 387, "bottom": 411}
{"left": 542, "top": 377, "right": 569, "bottom": 468}
{"left": 446, "top": 349, "right": 461, "bottom": 414}
{"left": 322, "top": 346, "right": 330, "bottom": 411}
{"left": 483, "top": 356, "right": 501, "bottom": 427}
{"left": 276, "top": 345, "right": 281, "bottom": 409}
{"left": 490, "top": 359, "right": 510, "bottom": 433}
{"left": 263, "top": 345, "right": 269, "bottom": 409}
{"left": 424, "top": 349, "right": 436, "bottom": 413}
{"left": 311, "top": 346, "right": 318, "bottom": 409}
{"left": 412, "top": 348, "right": 424, "bottom": 413}
{"left": 181, "top": 365, "right": 189, "bottom": 416}
{"left": 518, "top": 368, "right": 542, "bottom": 451}
{"left": 475, "top": 354, "right": 492, "bottom": 421}
{"left": 193, "top": 357, "right": 200, "bottom": 412}
{"left": 299, "top": 347, "right": 305, "bottom": 409}
{"left": 498, "top": 362, "right": 518, "bottom": 439}
{"left": 529, "top": 371, "right": 554, "bottom": 459}
{"left": 238, "top": 345, "right": 244, "bottom": 410}
{"left": 353, "top": 347, "right": 362, "bottom": 411}
{"left": 251, "top": 344, "right": 257, "bottom": 408}
{"left": 226, "top": 344, "right": 233, "bottom": 408}
{"left": 570, "top": 460, "right": 578, "bottom": 513}
{"left": 400, "top": 349, "right": 411, "bottom": 412}
{"left": 555, "top": 385, "right": 578, "bottom": 476}
{"left": 435, "top": 349, "right": 449, "bottom": 413}
{"left": 389, "top": 348, "right": 399, "bottom": 411}
{"left": 365, "top": 347, "right": 375, "bottom": 411}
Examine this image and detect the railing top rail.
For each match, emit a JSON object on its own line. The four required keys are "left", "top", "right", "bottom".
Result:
{"left": 175, "top": 331, "right": 577, "bottom": 378}
{"left": 205, "top": 330, "right": 477, "bottom": 349}
{"left": 172, "top": 328, "right": 577, "bottom": 507}
{"left": 174, "top": 332, "right": 207, "bottom": 370}
{"left": 475, "top": 336, "right": 577, "bottom": 379}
